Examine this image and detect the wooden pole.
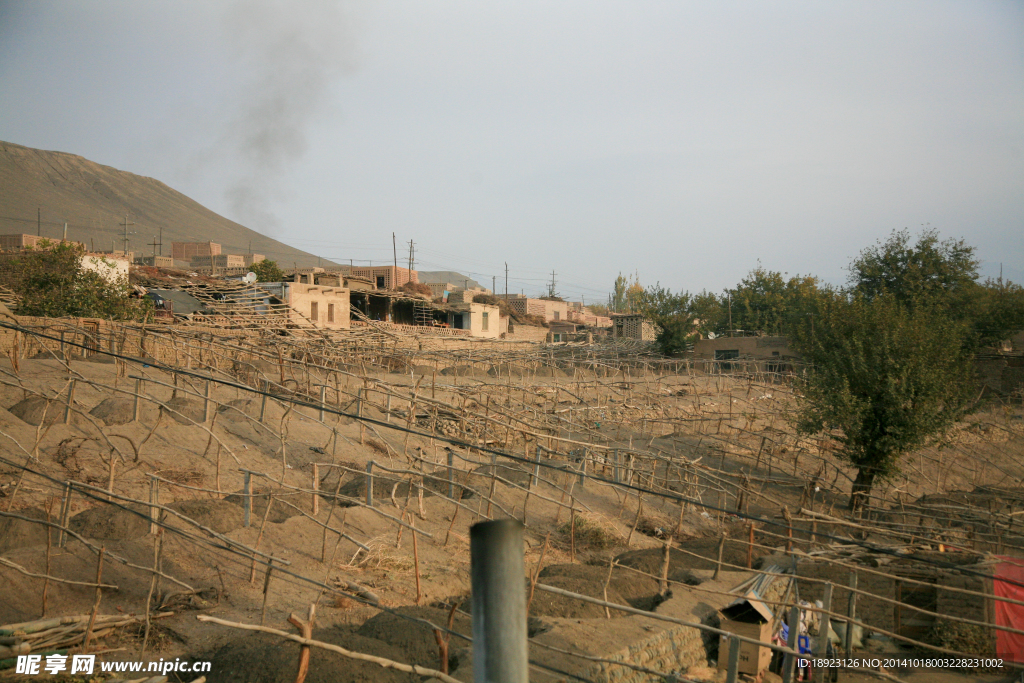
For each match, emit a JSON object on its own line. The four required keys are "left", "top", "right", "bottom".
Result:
{"left": 82, "top": 547, "right": 106, "bottom": 652}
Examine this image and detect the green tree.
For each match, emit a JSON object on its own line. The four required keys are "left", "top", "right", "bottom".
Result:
{"left": 635, "top": 284, "right": 693, "bottom": 355}
{"left": 611, "top": 273, "right": 628, "bottom": 313}
{"left": 849, "top": 228, "right": 1024, "bottom": 349}
{"left": 689, "top": 290, "right": 727, "bottom": 337}
{"left": 792, "top": 232, "right": 984, "bottom": 512}
{"left": 251, "top": 259, "right": 285, "bottom": 282}
{"left": 849, "top": 228, "right": 979, "bottom": 308}
{"left": 724, "top": 266, "right": 825, "bottom": 336}
{"left": 12, "top": 243, "right": 151, "bottom": 320}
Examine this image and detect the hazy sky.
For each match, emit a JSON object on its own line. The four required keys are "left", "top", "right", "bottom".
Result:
{"left": 1, "top": 1, "right": 1021, "bottom": 302}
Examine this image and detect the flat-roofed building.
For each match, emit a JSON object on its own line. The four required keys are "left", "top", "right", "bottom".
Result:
{"left": 172, "top": 241, "right": 221, "bottom": 261}
{"left": 349, "top": 265, "right": 417, "bottom": 290}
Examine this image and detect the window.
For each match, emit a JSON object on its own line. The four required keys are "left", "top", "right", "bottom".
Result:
{"left": 482, "top": 312, "right": 489, "bottom": 331}
{"left": 376, "top": 276, "right": 385, "bottom": 289}
{"left": 715, "top": 348, "right": 739, "bottom": 372}
{"left": 553, "top": 311, "right": 560, "bottom": 321}
{"left": 310, "top": 302, "right": 319, "bottom": 322}
{"left": 328, "top": 303, "right": 335, "bottom": 323}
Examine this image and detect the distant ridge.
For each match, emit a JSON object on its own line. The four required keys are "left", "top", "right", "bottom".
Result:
{"left": 0, "top": 140, "right": 330, "bottom": 268}
{"left": 416, "top": 271, "right": 483, "bottom": 289}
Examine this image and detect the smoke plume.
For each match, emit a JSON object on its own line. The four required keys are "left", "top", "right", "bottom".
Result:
{"left": 217, "top": 0, "right": 353, "bottom": 233}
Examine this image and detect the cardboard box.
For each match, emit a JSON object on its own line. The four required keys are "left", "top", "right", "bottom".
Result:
{"left": 718, "top": 591, "right": 774, "bottom": 675}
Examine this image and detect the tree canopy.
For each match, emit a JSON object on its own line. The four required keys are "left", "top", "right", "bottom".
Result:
{"left": 251, "top": 259, "right": 285, "bottom": 283}
{"left": 10, "top": 243, "right": 151, "bottom": 321}
{"left": 791, "top": 292, "right": 975, "bottom": 511}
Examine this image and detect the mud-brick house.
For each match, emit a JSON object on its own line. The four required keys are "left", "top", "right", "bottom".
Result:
{"left": 447, "top": 302, "right": 504, "bottom": 339}
{"left": 258, "top": 282, "right": 350, "bottom": 329}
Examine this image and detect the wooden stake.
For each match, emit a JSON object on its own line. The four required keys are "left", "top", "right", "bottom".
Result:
{"left": 713, "top": 533, "right": 727, "bottom": 580}
{"left": 82, "top": 547, "right": 106, "bottom": 652}
{"left": 288, "top": 604, "right": 316, "bottom": 683}
{"left": 411, "top": 516, "right": 422, "bottom": 605}
{"left": 142, "top": 530, "right": 163, "bottom": 652}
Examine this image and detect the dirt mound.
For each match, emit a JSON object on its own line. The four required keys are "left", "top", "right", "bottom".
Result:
{"left": 162, "top": 396, "right": 204, "bottom": 424}
{"left": 529, "top": 574, "right": 628, "bottom": 619}
{"left": 201, "top": 629, "right": 421, "bottom": 683}
{"left": 223, "top": 487, "right": 310, "bottom": 523}
{"left": 410, "top": 365, "right": 436, "bottom": 376}
{"left": 539, "top": 563, "right": 661, "bottom": 610}
{"left": 69, "top": 503, "right": 153, "bottom": 541}
{"left": 440, "top": 365, "right": 486, "bottom": 378}
{"left": 615, "top": 538, "right": 766, "bottom": 576}
{"left": 472, "top": 463, "right": 532, "bottom": 488}
{"left": 356, "top": 605, "right": 471, "bottom": 670}
{"left": 487, "top": 363, "right": 525, "bottom": 378}
{"left": 8, "top": 396, "right": 62, "bottom": 426}
{"left": 330, "top": 474, "right": 438, "bottom": 508}
{"left": 82, "top": 353, "right": 116, "bottom": 364}
{"left": 535, "top": 366, "right": 567, "bottom": 378}
{"left": 30, "top": 350, "right": 73, "bottom": 361}
{"left": 217, "top": 398, "right": 258, "bottom": 421}
{"left": 0, "top": 507, "right": 50, "bottom": 553}
{"left": 166, "top": 499, "right": 245, "bottom": 534}
{"left": 89, "top": 397, "right": 135, "bottom": 425}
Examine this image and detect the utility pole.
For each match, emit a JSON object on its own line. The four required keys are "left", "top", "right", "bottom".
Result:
{"left": 408, "top": 239, "right": 415, "bottom": 273}
{"left": 63, "top": 222, "right": 68, "bottom": 242}
{"left": 149, "top": 227, "right": 163, "bottom": 257}
{"left": 728, "top": 292, "right": 733, "bottom": 337}
{"left": 492, "top": 275, "right": 496, "bottom": 294}
{"left": 392, "top": 232, "right": 398, "bottom": 289}
{"left": 548, "top": 270, "right": 557, "bottom": 298}
{"left": 120, "top": 215, "right": 135, "bottom": 254}
{"left": 505, "top": 262, "right": 508, "bottom": 301}
{"left": 37, "top": 208, "right": 41, "bottom": 237}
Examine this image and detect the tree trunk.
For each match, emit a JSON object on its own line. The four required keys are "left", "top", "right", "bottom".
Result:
{"left": 848, "top": 468, "right": 875, "bottom": 514}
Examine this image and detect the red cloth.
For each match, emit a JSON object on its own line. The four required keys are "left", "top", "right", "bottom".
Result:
{"left": 994, "top": 557, "right": 1024, "bottom": 662}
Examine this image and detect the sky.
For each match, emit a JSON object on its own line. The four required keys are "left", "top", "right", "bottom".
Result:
{"left": 1, "top": 1, "right": 1021, "bottom": 303}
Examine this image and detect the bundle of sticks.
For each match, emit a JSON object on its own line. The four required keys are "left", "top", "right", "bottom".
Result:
{"left": 0, "top": 613, "right": 140, "bottom": 667}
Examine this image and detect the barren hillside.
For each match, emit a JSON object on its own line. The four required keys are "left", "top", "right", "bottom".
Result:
{"left": 0, "top": 141, "right": 328, "bottom": 267}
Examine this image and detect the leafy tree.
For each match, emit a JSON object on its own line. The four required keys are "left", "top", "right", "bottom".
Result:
{"left": 849, "top": 228, "right": 978, "bottom": 308}
{"left": 849, "top": 228, "right": 1024, "bottom": 348}
{"left": 587, "top": 303, "right": 611, "bottom": 317}
{"left": 791, "top": 232, "right": 988, "bottom": 512}
{"left": 689, "top": 290, "right": 726, "bottom": 337}
{"left": 634, "top": 284, "right": 693, "bottom": 355}
{"left": 611, "top": 273, "right": 628, "bottom": 313}
{"left": 724, "top": 266, "right": 825, "bottom": 336}
{"left": 251, "top": 259, "right": 284, "bottom": 282}
{"left": 11, "top": 243, "right": 151, "bottom": 320}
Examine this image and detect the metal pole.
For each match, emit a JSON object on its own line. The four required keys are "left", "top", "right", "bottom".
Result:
{"left": 782, "top": 604, "right": 800, "bottom": 683}
{"left": 133, "top": 378, "right": 142, "bottom": 422}
{"left": 366, "top": 461, "right": 374, "bottom": 507}
{"left": 578, "top": 449, "right": 586, "bottom": 487}
{"left": 532, "top": 445, "right": 541, "bottom": 487}
{"left": 725, "top": 634, "right": 741, "bottom": 683}
{"left": 447, "top": 449, "right": 455, "bottom": 499}
{"left": 846, "top": 571, "right": 858, "bottom": 659}
{"left": 813, "top": 583, "right": 833, "bottom": 682}
{"left": 318, "top": 384, "right": 327, "bottom": 422}
{"left": 243, "top": 472, "right": 252, "bottom": 528}
{"left": 470, "top": 519, "right": 528, "bottom": 683}
{"left": 203, "top": 380, "right": 212, "bottom": 423}
{"left": 259, "top": 380, "right": 268, "bottom": 423}
{"left": 149, "top": 476, "right": 160, "bottom": 534}
{"left": 63, "top": 379, "right": 76, "bottom": 424}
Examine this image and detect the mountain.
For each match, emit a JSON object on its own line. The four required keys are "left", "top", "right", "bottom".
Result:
{"left": 0, "top": 141, "right": 329, "bottom": 268}
{"left": 416, "top": 271, "right": 483, "bottom": 289}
